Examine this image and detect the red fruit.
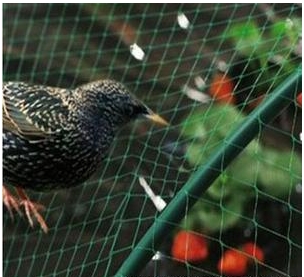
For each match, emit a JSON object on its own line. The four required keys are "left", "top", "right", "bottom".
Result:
{"left": 209, "top": 73, "right": 236, "bottom": 104}
{"left": 217, "top": 249, "right": 248, "bottom": 276}
{"left": 297, "top": 93, "right": 302, "bottom": 107}
{"left": 242, "top": 242, "right": 264, "bottom": 263}
{"left": 171, "top": 230, "right": 209, "bottom": 262}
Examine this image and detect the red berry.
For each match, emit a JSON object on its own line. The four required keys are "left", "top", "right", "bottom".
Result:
{"left": 242, "top": 242, "right": 264, "bottom": 263}
{"left": 171, "top": 230, "right": 209, "bottom": 262}
{"left": 297, "top": 93, "right": 302, "bottom": 107}
{"left": 209, "top": 73, "right": 236, "bottom": 104}
{"left": 217, "top": 249, "right": 248, "bottom": 276}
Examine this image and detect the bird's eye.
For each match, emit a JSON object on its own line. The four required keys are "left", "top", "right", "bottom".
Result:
{"left": 124, "top": 105, "right": 136, "bottom": 117}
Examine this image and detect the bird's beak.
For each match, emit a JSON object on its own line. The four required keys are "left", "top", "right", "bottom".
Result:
{"left": 145, "top": 112, "right": 169, "bottom": 126}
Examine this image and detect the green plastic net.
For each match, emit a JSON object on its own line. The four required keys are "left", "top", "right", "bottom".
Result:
{"left": 3, "top": 3, "right": 302, "bottom": 277}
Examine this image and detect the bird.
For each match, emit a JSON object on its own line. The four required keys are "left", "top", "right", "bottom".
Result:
{"left": 3, "top": 79, "right": 168, "bottom": 233}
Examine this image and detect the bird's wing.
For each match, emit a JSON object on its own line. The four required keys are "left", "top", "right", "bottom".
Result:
{"left": 3, "top": 82, "right": 71, "bottom": 140}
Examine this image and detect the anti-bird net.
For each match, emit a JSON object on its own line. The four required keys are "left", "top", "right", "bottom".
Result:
{"left": 3, "top": 3, "right": 302, "bottom": 277}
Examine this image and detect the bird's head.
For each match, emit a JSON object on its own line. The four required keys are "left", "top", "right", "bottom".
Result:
{"left": 77, "top": 80, "right": 168, "bottom": 128}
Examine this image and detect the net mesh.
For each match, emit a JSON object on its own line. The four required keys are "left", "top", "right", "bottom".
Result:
{"left": 3, "top": 3, "right": 302, "bottom": 277}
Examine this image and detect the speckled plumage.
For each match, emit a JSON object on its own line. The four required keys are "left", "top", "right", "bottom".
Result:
{"left": 3, "top": 80, "right": 160, "bottom": 191}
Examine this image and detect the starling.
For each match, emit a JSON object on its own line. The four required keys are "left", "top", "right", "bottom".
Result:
{"left": 3, "top": 80, "right": 168, "bottom": 233}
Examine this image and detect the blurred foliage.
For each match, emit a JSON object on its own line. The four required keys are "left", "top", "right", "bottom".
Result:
{"left": 226, "top": 17, "right": 301, "bottom": 105}
{"left": 180, "top": 104, "right": 301, "bottom": 232}
{"left": 178, "top": 16, "right": 302, "bottom": 233}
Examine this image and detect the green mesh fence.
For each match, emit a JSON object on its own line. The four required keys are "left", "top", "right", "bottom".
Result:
{"left": 3, "top": 3, "right": 302, "bottom": 277}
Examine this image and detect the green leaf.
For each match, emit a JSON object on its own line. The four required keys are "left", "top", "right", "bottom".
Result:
{"left": 182, "top": 104, "right": 245, "bottom": 167}
{"left": 271, "top": 18, "right": 302, "bottom": 45}
{"left": 207, "top": 140, "right": 261, "bottom": 200}
{"left": 271, "top": 20, "right": 290, "bottom": 39}
{"left": 181, "top": 104, "right": 244, "bottom": 139}
{"left": 226, "top": 139, "right": 261, "bottom": 189}
{"left": 206, "top": 173, "right": 232, "bottom": 200}
{"left": 185, "top": 142, "right": 207, "bottom": 167}
{"left": 184, "top": 196, "right": 245, "bottom": 232}
{"left": 227, "top": 21, "right": 262, "bottom": 56}
{"left": 203, "top": 104, "right": 244, "bottom": 137}
{"left": 287, "top": 17, "right": 302, "bottom": 44}
{"left": 258, "top": 148, "right": 302, "bottom": 198}
{"left": 180, "top": 112, "right": 207, "bottom": 141}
